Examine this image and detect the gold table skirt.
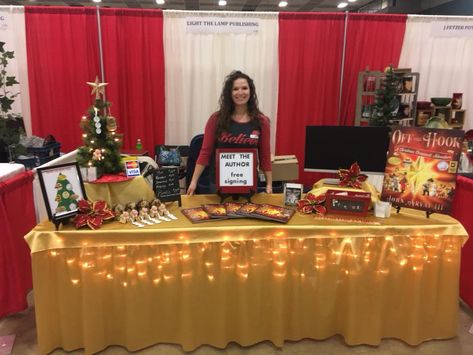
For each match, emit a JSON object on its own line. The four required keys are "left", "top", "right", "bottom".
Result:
{"left": 25, "top": 194, "right": 468, "bottom": 355}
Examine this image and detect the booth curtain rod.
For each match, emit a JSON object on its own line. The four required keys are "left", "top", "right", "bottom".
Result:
{"left": 96, "top": 5, "right": 106, "bottom": 102}
{"left": 408, "top": 14, "right": 473, "bottom": 20}
{"left": 337, "top": 11, "right": 349, "bottom": 125}
{"left": 163, "top": 10, "right": 279, "bottom": 16}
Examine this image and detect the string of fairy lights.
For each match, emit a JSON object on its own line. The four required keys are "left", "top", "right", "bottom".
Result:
{"left": 46, "top": 234, "right": 460, "bottom": 287}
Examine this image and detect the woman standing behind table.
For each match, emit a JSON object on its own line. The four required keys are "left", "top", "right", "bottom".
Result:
{"left": 186, "top": 70, "right": 272, "bottom": 195}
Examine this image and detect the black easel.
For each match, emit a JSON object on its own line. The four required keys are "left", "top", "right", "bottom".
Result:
{"left": 52, "top": 215, "right": 73, "bottom": 231}
{"left": 217, "top": 189, "right": 255, "bottom": 203}
{"left": 394, "top": 205, "right": 434, "bottom": 218}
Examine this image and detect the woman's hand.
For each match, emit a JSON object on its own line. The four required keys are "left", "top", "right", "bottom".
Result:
{"left": 266, "top": 184, "right": 273, "bottom": 194}
{"left": 187, "top": 181, "right": 197, "bottom": 195}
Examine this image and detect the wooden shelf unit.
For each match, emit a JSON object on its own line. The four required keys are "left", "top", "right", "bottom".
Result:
{"left": 355, "top": 70, "right": 420, "bottom": 127}
{"left": 416, "top": 106, "right": 466, "bottom": 129}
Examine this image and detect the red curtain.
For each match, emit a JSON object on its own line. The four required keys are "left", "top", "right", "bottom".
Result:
{"left": 0, "top": 172, "right": 35, "bottom": 318}
{"left": 340, "top": 14, "right": 407, "bottom": 126}
{"left": 99, "top": 8, "right": 165, "bottom": 156}
{"left": 451, "top": 176, "right": 473, "bottom": 308}
{"left": 25, "top": 6, "right": 101, "bottom": 153}
{"left": 277, "top": 13, "right": 345, "bottom": 186}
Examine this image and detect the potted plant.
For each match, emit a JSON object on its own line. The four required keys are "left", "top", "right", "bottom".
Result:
{"left": 0, "top": 41, "right": 25, "bottom": 162}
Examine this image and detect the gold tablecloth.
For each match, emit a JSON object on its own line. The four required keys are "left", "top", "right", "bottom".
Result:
{"left": 25, "top": 194, "right": 468, "bottom": 355}
{"left": 84, "top": 175, "right": 155, "bottom": 207}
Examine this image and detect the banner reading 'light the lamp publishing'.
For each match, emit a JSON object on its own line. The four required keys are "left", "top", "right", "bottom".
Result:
{"left": 186, "top": 17, "right": 260, "bottom": 33}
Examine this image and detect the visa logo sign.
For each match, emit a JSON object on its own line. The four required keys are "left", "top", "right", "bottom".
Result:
{"left": 125, "top": 160, "right": 140, "bottom": 177}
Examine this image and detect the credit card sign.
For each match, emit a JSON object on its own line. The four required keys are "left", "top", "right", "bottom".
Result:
{"left": 125, "top": 160, "right": 140, "bottom": 177}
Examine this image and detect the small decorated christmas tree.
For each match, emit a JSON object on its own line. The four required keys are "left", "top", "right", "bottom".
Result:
{"left": 76, "top": 77, "right": 123, "bottom": 175}
{"left": 371, "top": 66, "right": 401, "bottom": 127}
{"left": 55, "top": 173, "right": 79, "bottom": 213}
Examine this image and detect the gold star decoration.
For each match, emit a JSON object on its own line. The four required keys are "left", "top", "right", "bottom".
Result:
{"left": 87, "top": 76, "right": 108, "bottom": 100}
{"left": 405, "top": 157, "right": 437, "bottom": 193}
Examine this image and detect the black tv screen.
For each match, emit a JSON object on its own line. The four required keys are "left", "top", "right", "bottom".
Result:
{"left": 304, "top": 126, "right": 390, "bottom": 174}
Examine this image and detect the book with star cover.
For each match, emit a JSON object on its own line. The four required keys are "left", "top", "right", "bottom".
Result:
{"left": 224, "top": 202, "right": 245, "bottom": 218}
{"left": 381, "top": 127, "right": 464, "bottom": 214}
{"left": 181, "top": 207, "right": 213, "bottom": 223}
{"left": 202, "top": 204, "right": 228, "bottom": 219}
{"left": 235, "top": 203, "right": 260, "bottom": 217}
{"left": 251, "top": 204, "right": 295, "bottom": 223}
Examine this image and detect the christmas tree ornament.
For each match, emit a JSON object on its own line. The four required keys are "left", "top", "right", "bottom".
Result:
{"left": 87, "top": 76, "right": 108, "bottom": 100}
{"left": 106, "top": 116, "right": 117, "bottom": 132}
{"left": 92, "top": 149, "right": 102, "bottom": 160}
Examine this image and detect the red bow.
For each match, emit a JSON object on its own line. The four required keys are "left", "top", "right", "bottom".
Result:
{"left": 296, "top": 192, "right": 327, "bottom": 215}
{"left": 73, "top": 199, "right": 115, "bottom": 230}
{"left": 338, "top": 162, "right": 368, "bottom": 189}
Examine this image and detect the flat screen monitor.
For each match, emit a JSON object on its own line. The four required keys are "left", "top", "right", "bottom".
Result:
{"left": 304, "top": 126, "right": 390, "bottom": 175}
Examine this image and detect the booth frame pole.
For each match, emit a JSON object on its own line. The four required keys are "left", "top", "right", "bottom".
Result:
{"left": 96, "top": 5, "right": 106, "bottom": 103}
{"left": 337, "top": 11, "right": 349, "bottom": 125}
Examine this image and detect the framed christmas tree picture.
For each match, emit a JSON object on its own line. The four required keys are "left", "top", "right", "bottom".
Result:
{"left": 37, "top": 163, "right": 87, "bottom": 225}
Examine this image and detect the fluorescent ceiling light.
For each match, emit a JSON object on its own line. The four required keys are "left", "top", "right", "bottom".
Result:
{"left": 218, "top": 0, "right": 227, "bottom": 6}
{"left": 348, "top": 0, "right": 357, "bottom": 3}
{"left": 156, "top": 0, "right": 165, "bottom": 4}
{"left": 337, "top": 2, "right": 348, "bottom": 8}
{"left": 92, "top": 0, "right": 101, "bottom": 3}
{"left": 279, "top": 1, "right": 288, "bottom": 7}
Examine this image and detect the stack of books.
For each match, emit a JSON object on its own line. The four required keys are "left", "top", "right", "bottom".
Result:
{"left": 181, "top": 202, "right": 295, "bottom": 224}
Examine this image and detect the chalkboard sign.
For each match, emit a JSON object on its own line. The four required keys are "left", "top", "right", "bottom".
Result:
{"left": 153, "top": 167, "right": 182, "bottom": 206}
{"left": 325, "top": 190, "right": 371, "bottom": 217}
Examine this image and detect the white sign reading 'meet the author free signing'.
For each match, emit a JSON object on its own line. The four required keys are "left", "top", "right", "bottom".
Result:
{"left": 186, "top": 17, "right": 260, "bottom": 34}
{"left": 219, "top": 152, "right": 254, "bottom": 187}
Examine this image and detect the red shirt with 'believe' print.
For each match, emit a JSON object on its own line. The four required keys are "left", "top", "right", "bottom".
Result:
{"left": 196, "top": 112, "right": 272, "bottom": 172}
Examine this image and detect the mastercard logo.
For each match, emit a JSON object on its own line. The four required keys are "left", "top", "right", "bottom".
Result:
{"left": 126, "top": 161, "right": 138, "bottom": 169}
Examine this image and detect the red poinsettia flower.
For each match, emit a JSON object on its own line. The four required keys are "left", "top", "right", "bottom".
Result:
{"left": 338, "top": 162, "right": 368, "bottom": 189}
{"left": 78, "top": 199, "right": 92, "bottom": 213}
{"left": 73, "top": 199, "right": 115, "bottom": 230}
{"left": 296, "top": 193, "right": 327, "bottom": 215}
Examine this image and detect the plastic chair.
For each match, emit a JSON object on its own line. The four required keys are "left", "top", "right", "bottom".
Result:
{"left": 186, "top": 134, "right": 211, "bottom": 194}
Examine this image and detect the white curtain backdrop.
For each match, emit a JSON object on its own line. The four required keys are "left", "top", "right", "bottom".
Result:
{"left": 163, "top": 10, "right": 279, "bottom": 151}
{"left": 399, "top": 15, "right": 473, "bottom": 131}
{"left": 0, "top": 6, "right": 31, "bottom": 135}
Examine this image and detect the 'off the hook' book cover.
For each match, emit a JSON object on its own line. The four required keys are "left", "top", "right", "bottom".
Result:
{"left": 381, "top": 127, "right": 464, "bottom": 214}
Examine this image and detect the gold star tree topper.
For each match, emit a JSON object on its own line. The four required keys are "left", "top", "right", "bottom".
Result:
{"left": 87, "top": 76, "right": 108, "bottom": 99}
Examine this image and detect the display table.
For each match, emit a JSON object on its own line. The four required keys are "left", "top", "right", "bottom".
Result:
{"left": 1, "top": 170, "right": 35, "bottom": 318}
{"left": 0, "top": 163, "right": 25, "bottom": 182}
{"left": 25, "top": 194, "right": 467, "bottom": 355}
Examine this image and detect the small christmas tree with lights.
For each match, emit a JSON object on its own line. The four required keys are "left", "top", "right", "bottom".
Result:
{"left": 76, "top": 77, "right": 123, "bottom": 176}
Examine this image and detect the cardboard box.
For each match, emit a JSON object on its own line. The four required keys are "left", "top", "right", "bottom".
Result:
{"left": 271, "top": 155, "right": 299, "bottom": 182}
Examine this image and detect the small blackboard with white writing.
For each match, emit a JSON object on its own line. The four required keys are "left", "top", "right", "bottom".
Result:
{"left": 153, "top": 168, "right": 182, "bottom": 206}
